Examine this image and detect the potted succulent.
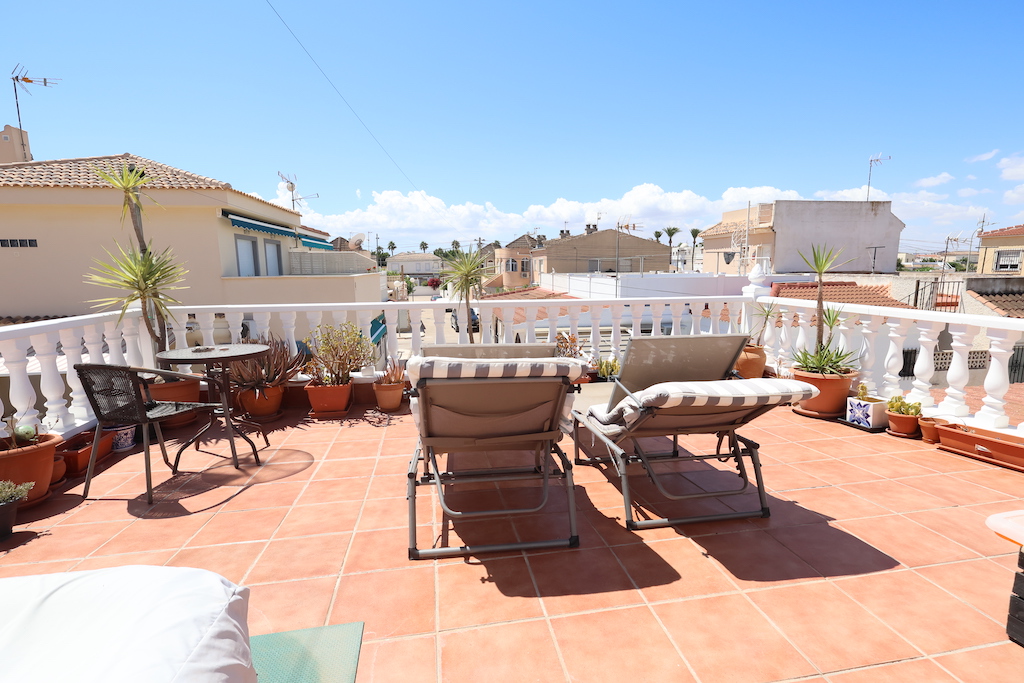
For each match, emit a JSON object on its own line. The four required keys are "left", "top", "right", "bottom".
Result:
{"left": 885, "top": 395, "right": 922, "bottom": 438}
{"left": 0, "top": 420, "right": 61, "bottom": 508}
{"left": 229, "top": 335, "right": 305, "bottom": 420}
{"left": 791, "top": 244, "right": 858, "bottom": 419}
{"left": 845, "top": 383, "right": 888, "bottom": 431}
{"left": 302, "top": 322, "right": 376, "bottom": 418}
{"left": 735, "top": 302, "right": 777, "bottom": 379}
{"left": 596, "top": 357, "right": 621, "bottom": 382}
{"left": 0, "top": 480, "right": 33, "bottom": 538}
{"left": 373, "top": 357, "right": 406, "bottom": 412}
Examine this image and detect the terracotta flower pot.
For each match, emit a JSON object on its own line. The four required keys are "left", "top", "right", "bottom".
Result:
{"left": 0, "top": 500, "right": 18, "bottom": 539}
{"left": 57, "top": 430, "right": 115, "bottom": 477}
{"left": 0, "top": 433, "right": 62, "bottom": 508}
{"left": 305, "top": 383, "right": 353, "bottom": 419}
{"left": 373, "top": 383, "right": 405, "bottom": 412}
{"left": 885, "top": 410, "right": 921, "bottom": 439}
{"left": 734, "top": 345, "right": 767, "bottom": 379}
{"left": 918, "top": 417, "right": 949, "bottom": 444}
{"left": 49, "top": 454, "right": 67, "bottom": 489}
{"left": 147, "top": 376, "right": 201, "bottom": 428}
{"left": 791, "top": 369, "right": 857, "bottom": 419}
{"left": 237, "top": 385, "right": 285, "bottom": 420}
{"left": 937, "top": 423, "right": 1024, "bottom": 473}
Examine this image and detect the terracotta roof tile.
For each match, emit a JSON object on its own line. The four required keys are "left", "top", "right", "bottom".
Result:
{"left": 480, "top": 287, "right": 583, "bottom": 324}
{"left": 979, "top": 224, "right": 1024, "bottom": 239}
{"left": 700, "top": 220, "right": 774, "bottom": 239}
{"left": 771, "top": 281, "right": 914, "bottom": 309}
{"left": 967, "top": 290, "right": 1024, "bottom": 318}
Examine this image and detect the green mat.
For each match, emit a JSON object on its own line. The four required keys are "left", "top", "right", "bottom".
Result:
{"left": 250, "top": 622, "right": 364, "bottom": 683}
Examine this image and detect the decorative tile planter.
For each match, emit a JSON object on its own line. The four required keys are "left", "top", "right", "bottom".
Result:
{"left": 845, "top": 395, "right": 888, "bottom": 430}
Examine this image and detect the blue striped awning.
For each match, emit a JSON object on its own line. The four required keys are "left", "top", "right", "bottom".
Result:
{"left": 301, "top": 237, "right": 334, "bottom": 251}
{"left": 370, "top": 314, "right": 386, "bottom": 343}
{"left": 224, "top": 213, "right": 334, "bottom": 250}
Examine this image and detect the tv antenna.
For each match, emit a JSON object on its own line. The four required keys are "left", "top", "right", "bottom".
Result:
{"left": 866, "top": 153, "right": 890, "bottom": 201}
{"left": 276, "top": 171, "right": 318, "bottom": 211}
{"left": 9, "top": 65, "right": 60, "bottom": 162}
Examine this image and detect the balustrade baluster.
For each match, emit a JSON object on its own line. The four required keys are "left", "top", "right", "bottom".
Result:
{"left": 684, "top": 304, "right": 697, "bottom": 335}
{"left": 975, "top": 328, "right": 1022, "bottom": 429}
{"left": 906, "top": 321, "right": 943, "bottom": 407}
{"left": 384, "top": 308, "right": 400, "bottom": 360}
{"left": 546, "top": 305, "right": 558, "bottom": 344}
{"left": 196, "top": 312, "right": 217, "bottom": 347}
{"left": 525, "top": 307, "right": 538, "bottom": 343}
{"left": 610, "top": 305, "right": 624, "bottom": 359}
{"left": 568, "top": 308, "right": 580, "bottom": 341}
{"left": 857, "top": 315, "right": 882, "bottom": 393}
{"left": 169, "top": 317, "right": 188, "bottom": 351}
{"left": 479, "top": 306, "right": 495, "bottom": 345}
{"left": 408, "top": 309, "right": 423, "bottom": 356}
{"left": 670, "top": 303, "right": 685, "bottom": 335}
{"left": 225, "top": 311, "right": 245, "bottom": 342}
{"left": 631, "top": 304, "right": 643, "bottom": 339}
{"left": 280, "top": 311, "right": 298, "bottom": 354}
{"left": 252, "top": 312, "right": 272, "bottom": 340}
{"left": 432, "top": 308, "right": 446, "bottom": 344}
{"left": 937, "top": 324, "right": 977, "bottom": 416}
{"left": 122, "top": 317, "right": 145, "bottom": 367}
{"left": 881, "top": 319, "right": 912, "bottom": 398}
{"left": 502, "top": 305, "right": 515, "bottom": 343}
{"left": 586, "top": 307, "right": 602, "bottom": 359}
{"left": 58, "top": 326, "right": 89, "bottom": 423}
{"left": 651, "top": 303, "right": 665, "bottom": 337}
{"left": 30, "top": 331, "right": 73, "bottom": 430}
{"left": 0, "top": 337, "right": 39, "bottom": 427}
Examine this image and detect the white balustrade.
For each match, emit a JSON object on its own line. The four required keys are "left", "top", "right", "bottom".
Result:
{"left": 881, "top": 319, "right": 912, "bottom": 398}
{"left": 907, "top": 321, "right": 943, "bottom": 407}
{"left": 976, "top": 328, "right": 1022, "bottom": 429}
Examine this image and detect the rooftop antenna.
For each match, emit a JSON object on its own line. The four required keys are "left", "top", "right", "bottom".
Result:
{"left": 866, "top": 153, "right": 890, "bottom": 201}
{"left": 10, "top": 65, "right": 60, "bottom": 162}
{"left": 276, "top": 171, "right": 318, "bottom": 212}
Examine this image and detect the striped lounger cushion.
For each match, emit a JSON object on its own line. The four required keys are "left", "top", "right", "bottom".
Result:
{"left": 407, "top": 356, "right": 589, "bottom": 434}
{"left": 588, "top": 378, "right": 819, "bottom": 430}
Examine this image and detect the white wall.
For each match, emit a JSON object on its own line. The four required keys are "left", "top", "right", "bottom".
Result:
{"left": 540, "top": 272, "right": 813, "bottom": 298}
{"left": 772, "top": 201, "right": 904, "bottom": 274}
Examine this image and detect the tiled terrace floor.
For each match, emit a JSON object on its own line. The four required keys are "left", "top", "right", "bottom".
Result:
{"left": 4, "top": 402, "right": 1024, "bottom": 682}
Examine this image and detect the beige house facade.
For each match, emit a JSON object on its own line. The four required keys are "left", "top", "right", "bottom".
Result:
{"left": 386, "top": 252, "right": 443, "bottom": 282}
{"left": 977, "top": 225, "right": 1024, "bottom": 275}
{"left": 0, "top": 152, "right": 382, "bottom": 318}
{"left": 487, "top": 234, "right": 544, "bottom": 289}
{"left": 541, "top": 227, "right": 670, "bottom": 274}
{"left": 701, "top": 201, "right": 905, "bottom": 275}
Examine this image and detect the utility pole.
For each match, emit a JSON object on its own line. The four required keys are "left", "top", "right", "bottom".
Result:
{"left": 866, "top": 246, "right": 885, "bottom": 274}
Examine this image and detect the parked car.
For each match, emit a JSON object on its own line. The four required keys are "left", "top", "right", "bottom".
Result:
{"left": 451, "top": 308, "right": 480, "bottom": 333}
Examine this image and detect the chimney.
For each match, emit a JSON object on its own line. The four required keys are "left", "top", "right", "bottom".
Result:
{"left": 585, "top": 224, "right": 597, "bottom": 235}
{"left": 559, "top": 229, "right": 570, "bottom": 238}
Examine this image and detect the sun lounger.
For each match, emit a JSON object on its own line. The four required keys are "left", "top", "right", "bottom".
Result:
{"left": 420, "top": 342, "right": 556, "bottom": 358}
{"left": 573, "top": 335, "right": 818, "bottom": 530}
{"left": 406, "top": 355, "right": 587, "bottom": 559}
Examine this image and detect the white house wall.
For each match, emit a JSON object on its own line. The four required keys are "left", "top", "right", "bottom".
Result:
{"left": 772, "top": 201, "right": 904, "bottom": 273}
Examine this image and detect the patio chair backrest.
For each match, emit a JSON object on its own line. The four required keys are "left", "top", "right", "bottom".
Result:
{"left": 419, "top": 343, "right": 557, "bottom": 359}
{"left": 75, "top": 364, "right": 152, "bottom": 426}
{"left": 608, "top": 334, "right": 749, "bottom": 409}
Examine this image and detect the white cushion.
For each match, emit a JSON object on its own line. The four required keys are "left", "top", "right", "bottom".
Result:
{"left": 0, "top": 565, "right": 256, "bottom": 683}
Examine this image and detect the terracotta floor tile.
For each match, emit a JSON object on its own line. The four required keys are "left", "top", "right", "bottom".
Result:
{"left": 380, "top": 437, "right": 418, "bottom": 456}
{"left": 358, "top": 495, "right": 431, "bottom": 531}
{"left": 954, "top": 467, "right": 1024, "bottom": 498}
{"left": 762, "top": 425, "right": 837, "bottom": 443}
{"left": 247, "top": 576, "right": 337, "bottom": 635}
{"left": 748, "top": 582, "right": 917, "bottom": 673}
{"left": 297, "top": 477, "right": 371, "bottom": 505}
{"left": 826, "top": 658, "right": 959, "bottom": 682}
{"left": 280, "top": 426, "right": 341, "bottom": 446}
{"left": 899, "top": 473, "right": 1013, "bottom": 507}
{"left": 915, "top": 558, "right": 1016, "bottom": 621}
{"left": 790, "top": 459, "right": 880, "bottom": 486}
{"left": 760, "top": 464, "right": 829, "bottom": 492}
{"left": 933, "top": 642, "right": 1024, "bottom": 683}
{"left": 437, "top": 556, "right": 543, "bottom": 629}
{"left": 275, "top": 500, "right": 363, "bottom": 538}
{"left": 896, "top": 449, "right": 989, "bottom": 473}
{"left": 904, "top": 506, "right": 1013, "bottom": 557}
{"left": 800, "top": 436, "right": 886, "bottom": 458}
{"left": 0, "top": 520, "right": 126, "bottom": 563}
{"left": 612, "top": 538, "right": 737, "bottom": 601}
{"left": 167, "top": 541, "right": 266, "bottom": 584}
{"left": 325, "top": 438, "right": 383, "bottom": 459}
{"left": 527, "top": 547, "right": 643, "bottom": 615}
{"left": 839, "top": 480, "right": 951, "bottom": 513}
{"left": 93, "top": 513, "right": 214, "bottom": 555}
{"left": 245, "top": 533, "right": 349, "bottom": 584}
{"left": 836, "top": 570, "right": 1005, "bottom": 653}
{"left": 330, "top": 566, "right": 435, "bottom": 638}
{"left": 439, "top": 620, "right": 564, "bottom": 683}
{"left": 355, "top": 635, "right": 437, "bottom": 683}
{"left": 315, "top": 457, "right": 378, "bottom": 479}
{"left": 345, "top": 528, "right": 416, "bottom": 573}
{"left": 656, "top": 594, "right": 816, "bottom": 683}
{"left": 845, "top": 453, "right": 940, "bottom": 479}
{"left": 218, "top": 481, "right": 305, "bottom": 511}
{"left": 693, "top": 529, "right": 822, "bottom": 587}
{"left": 186, "top": 507, "right": 289, "bottom": 546}
{"left": 552, "top": 606, "right": 692, "bottom": 682}
{"left": 71, "top": 549, "right": 176, "bottom": 571}
{"left": 783, "top": 487, "right": 890, "bottom": 522}
{"left": 838, "top": 514, "right": 980, "bottom": 567}
{"left": 768, "top": 523, "right": 899, "bottom": 577}
{"left": 366, "top": 474, "right": 410, "bottom": 500}
{"left": 753, "top": 442, "right": 832, "bottom": 464}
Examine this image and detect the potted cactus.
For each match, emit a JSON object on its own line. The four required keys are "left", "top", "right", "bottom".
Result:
{"left": 0, "top": 420, "right": 61, "bottom": 508}
{"left": 373, "top": 357, "right": 406, "bottom": 412}
{"left": 886, "top": 395, "right": 922, "bottom": 438}
{"left": 0, "top": 480, "right": 33, "bottom": 538}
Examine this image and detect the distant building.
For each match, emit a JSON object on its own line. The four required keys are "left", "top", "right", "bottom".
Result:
{"left": 701, "top": 201, "right": 905, "bottom": 274}
{"left": 385, "top": 252, "right": 443, "bottom": 283}
{"left": 977, "top": 224, "right": 1024, "bottom": 275}
{"left": 539, "top": 225, "right": 671, "bottom": 275}
{"left": 486, "top": 234, "right": 544, "bottom": 289}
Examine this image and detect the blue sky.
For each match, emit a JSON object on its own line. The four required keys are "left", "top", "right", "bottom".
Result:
{"left": 6, "top": 1, "right": 1023, "bottom": 255}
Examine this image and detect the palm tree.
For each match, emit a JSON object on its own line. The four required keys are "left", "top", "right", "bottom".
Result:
{"left": 387, "top": 241, "right": 396, "bottom": 255}
{"left": 420, "top": 241, "right": 428, "bottom": 253}
{"left": 94, "top": 162, "right": 156, "bottom": 254}
{"left": 653, "top": 230, "right": 663, "bottom": 243}
{"left": 664, "top": 226, "right": 680, "bottom": 269}
{"left": 689, "top": 228, "right": 702, "bottom": 271}
{"left": 799, "top": 244, "right": 853, "bottom": 350}
{"left": 441, "top": 250, "right": 492, "bottom": 344}
{"left": 451, "top": 239, "right": 461, "bottom": 252}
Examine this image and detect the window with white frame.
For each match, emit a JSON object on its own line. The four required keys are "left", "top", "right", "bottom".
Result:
{"left": 235, "top": 235, "right": 259, "bottom": 276}
{"left": 995, "top": 249, "right": 1022, "bottom": 272}
{"left": 505, "top": 258, "right": 517, "bottom": 272}
{"left": 265, "top": 239, "right": 282, "bottom": 276}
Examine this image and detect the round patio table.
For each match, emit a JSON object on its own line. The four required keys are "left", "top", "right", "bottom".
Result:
{"left": 156, "top": 343, "right": 269, "bottom": 469}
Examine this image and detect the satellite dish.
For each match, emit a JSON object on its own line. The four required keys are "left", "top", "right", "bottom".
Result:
{"left": 349, "top": 233, "right": 366, "bottom": 250}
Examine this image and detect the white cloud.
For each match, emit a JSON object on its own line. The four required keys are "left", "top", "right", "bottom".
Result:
{"left": 914, "top": 172, "right": 954, "bottom": 188}
{"left": 890, "top": 191, "right": 986, "bottom": 225}
{"left": 1005, "top": 184, "right": 1024, "bottom": 205}
{"left": 957, "top": 188, "right": 993, "bottom": 197}
{"left": 814, "top": 186, "right": 889, "bottom": 201}
{"left": 355, "top": 189, "right": 361, "bottom": 199}
{"left": 966, "top": 174, "right": 977, "bottom": 181}
{"left": 998, "top": 156, "right": 1024, "bottom": 180}
{"left": 965, "top": 149, "right": 999, "bottom": 163}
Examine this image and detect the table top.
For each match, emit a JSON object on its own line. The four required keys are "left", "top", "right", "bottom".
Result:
{"left": 157, "top": 343, "right": 270, "bottom": 364}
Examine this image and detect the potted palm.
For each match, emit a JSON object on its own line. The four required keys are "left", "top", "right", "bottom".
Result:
{"left": 303, "top": 322, "right": 376, "bottom": 418}
{"left": 0, "top": 481, "right": 33, "bottom": 538}
{"left": 229, "top": 336, "right": 305, "bottom": 420}
{"left": 0, "top": 420, "right": 61, "bottom": 508}
{"left": 442, "top": 249, "right": 492, "bottom": 344}
{"left": 373, "top": 357, "right": 406, "bottom": 412}
{"left": 790, "top": 245, "right": 858, "bottom": 418}
{"left": 735, "top": 302, "right": 777, "bottom": 379}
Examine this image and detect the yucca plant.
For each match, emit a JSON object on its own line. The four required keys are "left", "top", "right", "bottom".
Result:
{"left": 228, "top": 336, "right": 305, "bottom": 397}
{"left": 442, "top": 249, "right": 492, "bottom": 344}
{"left": 94, "top": 162, "right": 160, "bottom": 253}
{"left": 85, "top": 241, "right": 188, "bottom": 352}
{"left": 375, "top": 357, "right": 405, "bottom": 386}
